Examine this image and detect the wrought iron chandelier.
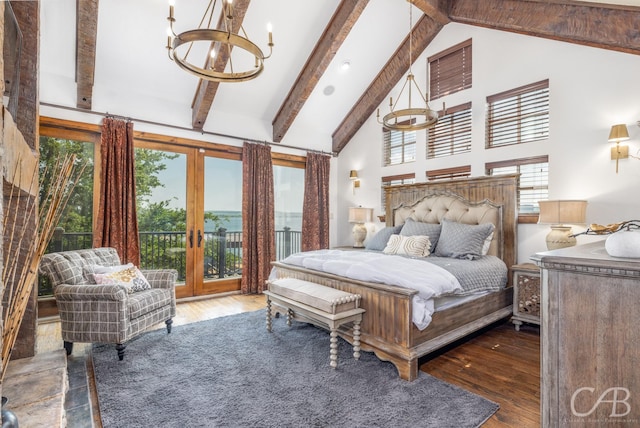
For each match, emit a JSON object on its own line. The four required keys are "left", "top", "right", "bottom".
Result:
{"left": 166, "top": 0, "right": 274, "bottom": 83}
{"left": 377, "top": 2, "right": 439, "bottom": 131}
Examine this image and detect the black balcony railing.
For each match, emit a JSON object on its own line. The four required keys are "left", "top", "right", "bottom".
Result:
{"left": 39, "top": 227, "right": 301, "bottom": 296}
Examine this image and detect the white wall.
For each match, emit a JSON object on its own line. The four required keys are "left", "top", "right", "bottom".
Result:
{"left": 335, "top": 23, "right": 640, "bottom": 263}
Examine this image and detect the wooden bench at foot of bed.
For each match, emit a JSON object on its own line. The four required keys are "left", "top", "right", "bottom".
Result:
{"left": 265, "top": 278, "right": 366, "bottom": 369}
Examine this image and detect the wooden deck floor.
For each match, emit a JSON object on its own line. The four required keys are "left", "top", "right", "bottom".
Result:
{"left": 37, "top": 293, "right": 540, "bottom": 427}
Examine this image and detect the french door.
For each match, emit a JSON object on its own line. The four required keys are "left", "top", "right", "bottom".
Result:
{"left": 135, "top": 141, "right": 242, "bottom": 299}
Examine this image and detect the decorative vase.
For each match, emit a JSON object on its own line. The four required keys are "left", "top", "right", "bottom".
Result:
{"left": 605, "top": 230, "right": 640, "bottom": 258}
{"left": 1, "top": 397, "right": 19, "bottom": 428}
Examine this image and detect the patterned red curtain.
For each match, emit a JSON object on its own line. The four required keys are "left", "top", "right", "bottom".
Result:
{"left": 301, "top": 153, "right": 330, "bottom": 251}
{"left": 93, "top": 117, "right": 140, "bottom": 266}
{"left": 241, "top": 143, "right": 275, "bottom": 294}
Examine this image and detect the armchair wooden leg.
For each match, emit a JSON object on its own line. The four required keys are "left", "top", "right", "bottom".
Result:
{"left": 116, "top": 343, "right": 126, "bottom": 361}
{"left": 63, "top": 341, "right": 73, "bottom": 356}
{"left": 165, "top": 319, "right": 173, "bottom": 334}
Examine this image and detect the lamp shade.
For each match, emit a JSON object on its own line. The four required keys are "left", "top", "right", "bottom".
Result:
{"left": 348, "top": 207, "right": 373, "bottom": 223}
{"left": 349, "top": 170, "right": 358, "bottom": 179}
{"left": 608, "top": 124, "right": 629, "bottom": 143}
{"left": 538, "top": 200, "right": 587, "bottom": 225}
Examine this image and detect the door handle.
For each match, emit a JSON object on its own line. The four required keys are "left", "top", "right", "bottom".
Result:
{"left": 189, "top": 230, "right": 194, "bottom": 248}
{"left": 197, "top": 230, "right": 203, "bottom": 248}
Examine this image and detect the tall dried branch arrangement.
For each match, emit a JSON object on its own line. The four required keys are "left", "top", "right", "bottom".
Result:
{"left": 2, "top": 154, "right": 86, "bottom": 378}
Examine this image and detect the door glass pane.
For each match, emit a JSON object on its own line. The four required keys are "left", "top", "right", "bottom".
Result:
{"left": 203, "top": 157, "right": 242, "bottom": 279}
{"left": 273, "top": 165, "right": 304, "bottom": 260}
{"left": 38, "top": 136, "right": 95, "bottom": 296}
{"left": 135, "top": 148, "right": 187, "bottom": 282}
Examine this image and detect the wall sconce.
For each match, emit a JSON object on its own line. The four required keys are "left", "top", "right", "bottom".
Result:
{"left": 349, "top": 169, "right": 360, "bottom": 194}
{"left": 538, "top": 200, "right": 588, "bottom": 250}
{"left": 348, "top": 207, "right": 373, "bottom": 248}
{"left": 608, "top": 124, "right": 629, "bottom": 173}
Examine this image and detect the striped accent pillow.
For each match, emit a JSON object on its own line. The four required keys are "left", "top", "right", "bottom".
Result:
{"left": 383, "top": 234, "right": 431, "bottom": 257}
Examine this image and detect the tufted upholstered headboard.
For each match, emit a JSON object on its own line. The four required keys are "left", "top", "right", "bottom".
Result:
{"left": 384, "top": 175, "right": 518, "bottom": 270}
{"left": 392, "top": 192, "right": 503, "bottom": 259}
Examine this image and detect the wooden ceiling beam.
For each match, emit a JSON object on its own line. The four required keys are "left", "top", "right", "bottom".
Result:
{"left": 332, "top": 14, "right": 443, "bottom": 154}
{"left": 191, "top": 0, "right": 251, "bottom": 130}
{"left": 76, "top": 0, "right": 99, "bottom": 110}
{"left": 272, "top": 0, "right": 369, "bottom": 143}
{"left": 409, "top": 0, "right": 450, "bottom": 25}
{"left": 449, "top": 0, "right": 640, "bottom": 56}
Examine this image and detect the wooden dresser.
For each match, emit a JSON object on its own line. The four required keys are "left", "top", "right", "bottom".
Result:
{"left": 533, "top": 241, "right": 640, "bottom": 427}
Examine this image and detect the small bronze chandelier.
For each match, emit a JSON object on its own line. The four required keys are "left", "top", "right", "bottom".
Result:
{"left": 166, "top": 0, "right": 274, "bottom": 83}
{"left": 377, "top": 2, "right": 439, "bottom": 131}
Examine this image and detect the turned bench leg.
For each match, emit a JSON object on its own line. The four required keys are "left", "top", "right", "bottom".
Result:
{"left": 266, "top": 298, "right": 273, "bottom": 332}
{"left": 329, "top": 328, "right": 339, "bottom": 369}
{"left": 353, "top": 319, "right": 362, "bottom": 360}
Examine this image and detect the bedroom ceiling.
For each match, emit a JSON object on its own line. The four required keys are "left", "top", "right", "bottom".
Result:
{"left": 39, "top": 0, "right": 640, "bottom": 154}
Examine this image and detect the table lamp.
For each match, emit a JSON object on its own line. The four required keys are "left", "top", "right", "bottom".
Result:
{"left": 538, "top": 200, "right": 587, "bottom": 250}
{"left": 348, "top": 207, "right": 373, "bottom": 248}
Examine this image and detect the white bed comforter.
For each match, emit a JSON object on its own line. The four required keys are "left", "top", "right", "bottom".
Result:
{"left": 276, "top": 250, "right": 463, "bottom": 330}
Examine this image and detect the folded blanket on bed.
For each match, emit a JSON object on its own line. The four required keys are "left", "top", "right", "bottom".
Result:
{"left": 275, "top": 249, "right": 465, "bottom": 330}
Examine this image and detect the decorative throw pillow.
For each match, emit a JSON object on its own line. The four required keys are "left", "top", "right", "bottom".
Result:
{"left": 84, "top": 263, "right": 134, "bottom": 284}
{"left": 399, "top": 218, "right": 442, "bottom": 249}
{"left": 383, "top": 234, "right": 431, "bottom": 257}
{"left": 365, "top": 225, "right": 403, "bottom": 251}
{"left": 93, "top": 265, "right": 152, "bottom": 293}
{"left": 435, "top": 219, "right": 495, "bottom": 260}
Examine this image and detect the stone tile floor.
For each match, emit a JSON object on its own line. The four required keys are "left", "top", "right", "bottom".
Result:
{"left": 3, "top": 349, "right": 94, "bottom": 427}
{"left": 3, "top": 349, "right": 67, "bottom": 427}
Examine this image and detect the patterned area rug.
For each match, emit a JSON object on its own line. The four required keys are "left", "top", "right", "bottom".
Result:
{"left": 92, "top": 310, "right": 498, "bottom": 427}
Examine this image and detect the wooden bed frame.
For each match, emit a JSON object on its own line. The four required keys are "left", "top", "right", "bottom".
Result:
{"left": 271, "top": 174, "right": 518, "bottom": 381}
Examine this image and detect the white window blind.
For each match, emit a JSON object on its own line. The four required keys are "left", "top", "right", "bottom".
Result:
{"left": 383, "top": 124, "right": 416, "bottom": 166}
{"left": 486, "top": 79, "right": 549, "bottom": 148}
{"left": 486, "top": 155, "right": 549, "bottom": 214}
{"left": 427, "top": 102, "right": 472, "bottom": 159}
{"left": 429, "top": 39, "right": 472, "bottom": 100}
{"left": 426, "top": 165, "right": 471, "bottom": 181}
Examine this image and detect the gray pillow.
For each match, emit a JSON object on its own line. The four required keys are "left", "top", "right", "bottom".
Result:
{"left": 399, "top": 218, "right": 442, "bottom": 249}
{"left": 365, "top": 225, "right": 403, "bottom": 251}
{"left": 434, "top": 219, "right": 495, "bottom": 260}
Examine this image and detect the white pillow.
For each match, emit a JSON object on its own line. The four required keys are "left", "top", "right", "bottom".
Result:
{"left": 93, "top": 263, "right": 134, "bottom": 274}
{"left": 481, "top": 231, "right": 494, "bottom": 255}
{"left": 383, "top": 234, "right": 431, "bottom": 257}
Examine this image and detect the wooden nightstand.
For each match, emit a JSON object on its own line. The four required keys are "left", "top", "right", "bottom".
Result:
{"left": 511, "top": 263, "right": 540, "bottom": 331}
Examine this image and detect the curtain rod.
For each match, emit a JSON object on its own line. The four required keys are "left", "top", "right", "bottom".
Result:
{"left": 40, "top": 102, "right": 336, "bottom": 157}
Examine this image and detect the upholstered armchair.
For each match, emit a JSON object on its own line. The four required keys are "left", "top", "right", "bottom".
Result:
{"left": 39, "top": 247, "right": 177, "bottom": 360}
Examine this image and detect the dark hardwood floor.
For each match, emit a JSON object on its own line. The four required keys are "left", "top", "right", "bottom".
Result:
{"left": 421, "top": 321, "right": 540, "bottom": 427}
{"left": 38, "top": 294, "right": 540, "bottom": 427}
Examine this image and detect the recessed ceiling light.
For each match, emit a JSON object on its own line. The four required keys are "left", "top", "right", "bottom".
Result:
{"left": 341, "top": 61, "right": 351, "bottom": 71}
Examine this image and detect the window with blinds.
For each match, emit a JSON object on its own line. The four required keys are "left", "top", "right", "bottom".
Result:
{"left": 429, "top": 39, "right": 472, "bottom": 101}
{"left": 382, "top": 123, "right": 416, "bottom": 166}
{"left": 427, "top": 102, "right": 472, "bottom": 159}
{"left": 426, "top": 165, "right": 470, "bottom": 181}
{"left": 381, "top": 173, "right": 415, "bottom": 210}
{"left": 486, "top": 79, "right": 549, "bottom": 148}
{"left": 486, "top": 155, "right": 549, "bottom": 217}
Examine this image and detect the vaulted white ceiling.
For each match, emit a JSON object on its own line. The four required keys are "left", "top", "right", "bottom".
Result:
{"left": 39, "top": 0, "right": 640, "bottom": 154}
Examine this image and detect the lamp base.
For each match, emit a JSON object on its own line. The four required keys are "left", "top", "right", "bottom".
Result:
{"left": 352, "top": 223, "right": 367, "bottom": 248}
{"left": 546, "top": 226, "right": 576, "bottom": 250}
